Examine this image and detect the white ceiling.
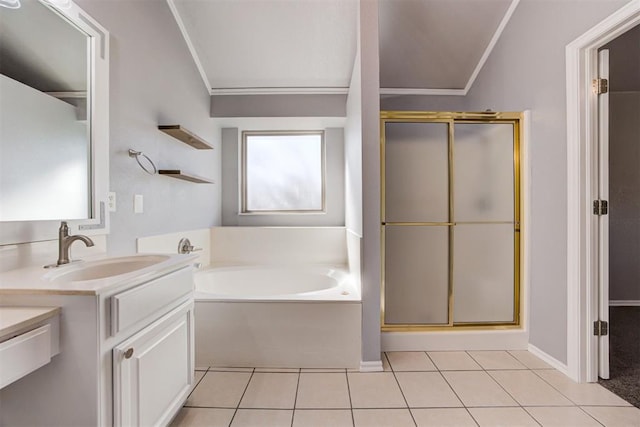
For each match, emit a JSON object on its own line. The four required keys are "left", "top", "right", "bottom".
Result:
{"left": 169, "top": 0, "right": 518, "bottom": 95}
{"left": 171, "top": 0, "right": 358, "bottom": 93}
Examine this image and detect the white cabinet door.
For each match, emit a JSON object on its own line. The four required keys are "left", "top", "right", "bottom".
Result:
{"left": 113, "top": 300, "right": 194, "bottom": 427}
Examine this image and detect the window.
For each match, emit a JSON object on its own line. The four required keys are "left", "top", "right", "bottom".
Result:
{"left": 242, "top": 131, "right": 325, "bottom": 213}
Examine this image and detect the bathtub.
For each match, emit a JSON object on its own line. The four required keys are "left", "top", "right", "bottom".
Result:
{"left": 194, "top": 265, "right": 362, "bottom": 369}
{"left": 194, "top": 265, "right": 359, "bottom": 301}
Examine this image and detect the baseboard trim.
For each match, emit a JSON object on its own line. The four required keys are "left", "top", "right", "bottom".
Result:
{"left": 609, "top": 300, "right": 640, "bottom": 306}
{"left": 360, "top": 360, "right": 383, "bottom": 372}
{"left": 528, "top": 343, "right": 569, "bottom": 376}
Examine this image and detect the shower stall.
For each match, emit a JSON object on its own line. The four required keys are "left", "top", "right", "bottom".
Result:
{"left": 381, "top": 111, "right": 523, "bottom": 331}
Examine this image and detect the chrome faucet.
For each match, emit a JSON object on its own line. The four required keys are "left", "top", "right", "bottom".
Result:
{"left": 49, "top": 221, "right": 95, "bottom": 267}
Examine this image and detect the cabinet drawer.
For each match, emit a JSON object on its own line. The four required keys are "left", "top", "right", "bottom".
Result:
{"left": 0, "top": 325, "right": 52, "bottom": 389}
{"left": 111, "top": 267, "right": 193, "bottom": 336}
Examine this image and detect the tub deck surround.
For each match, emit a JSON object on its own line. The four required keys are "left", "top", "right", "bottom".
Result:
{"left": 195, "top": 264, "right": 360, "bottom": 302}
{"left": 137, "top": 228, "right": 211, "bottom": 269}
{"left": 0, "top": 253, "right": 198, "bottom": 295}
{"left": 137, "top": 226, "right": 363, "bottom": 369}
{"left": 209, "top": 226, "right": 348, "bottom": 266}
{"left": 195, "top": 300, "right": 362, "bottom": 369}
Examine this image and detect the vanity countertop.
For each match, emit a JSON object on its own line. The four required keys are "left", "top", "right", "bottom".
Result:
{"left": 0, "top": 306, "right": 60, "bottom": 341}
{"left": 0, "top": 253, "right": 197, "bottom": 296}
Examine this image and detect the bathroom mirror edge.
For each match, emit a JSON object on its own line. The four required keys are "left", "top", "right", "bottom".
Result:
{"left": 0, "top": 0, "right": 110, "bottom": 246}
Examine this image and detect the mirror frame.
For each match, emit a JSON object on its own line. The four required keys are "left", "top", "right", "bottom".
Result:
{"left": 0, "top": 0, "right": 109, "bottom": 245}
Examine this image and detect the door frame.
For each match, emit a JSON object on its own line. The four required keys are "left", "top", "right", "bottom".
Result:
{"left": 566, "top": 0, "right": 640, "bottom": 383}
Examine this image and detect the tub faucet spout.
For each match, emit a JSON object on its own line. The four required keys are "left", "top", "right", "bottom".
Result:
{"left": 49, "top": 221, "right": 94, "bottom": 267}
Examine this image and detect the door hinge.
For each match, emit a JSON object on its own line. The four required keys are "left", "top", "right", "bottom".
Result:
{"left": 593, "top": 78, "right": 608, "bottom": 94}
{"left": 593, "top": 200, "right": 608, "bottom": 215}
{"left": 594, "top": 320, "right": 608, "bottom": 336}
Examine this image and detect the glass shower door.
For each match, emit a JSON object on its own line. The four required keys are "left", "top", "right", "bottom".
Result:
{"left": 383, "top": 121, "right": 450, "bottom": 325}
{"left": 452, "top": 123, "right": 518, "bottom": 324}
{"left": 381, "top": 112, "right": 522, "bottom": 330}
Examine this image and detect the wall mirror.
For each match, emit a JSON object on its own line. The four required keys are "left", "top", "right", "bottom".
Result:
{"left": 0, "top": 0, "right": 109, "bottom": 245}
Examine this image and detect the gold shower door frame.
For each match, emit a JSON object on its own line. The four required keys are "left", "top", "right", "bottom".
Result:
{"left": 380, "top": 111, "right": 523, "bottom": 331}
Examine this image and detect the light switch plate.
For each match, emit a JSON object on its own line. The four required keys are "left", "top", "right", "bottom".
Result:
{"left": 108, "top": 192, "right": 116, "bottom": 212}
{"left": 134, "top": 194, "right": 143, "bottom": 214}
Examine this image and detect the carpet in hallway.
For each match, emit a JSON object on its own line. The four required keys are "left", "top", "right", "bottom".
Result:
{"left": 598, "top": 306, "right": 640, "bottom": 408}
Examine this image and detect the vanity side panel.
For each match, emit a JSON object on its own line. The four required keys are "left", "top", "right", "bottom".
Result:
{"left": 0, "top": 294, "right": 100, "bottom": 427}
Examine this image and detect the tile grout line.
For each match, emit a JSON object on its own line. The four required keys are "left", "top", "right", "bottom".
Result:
{"left": 228, "top": 368, "right": 255, "bottom": 427}
{"left": 177, "top": 352, "right": 631, "bottom": 426}
{"left": 432, "top": 355, "right": 482, "bottom": 427}
{"left": 291, "top": 369, "right": 301, "bottom": 427}
{"left": 478, "top": 351, "right": 602, "bottom": 425}
{"left": 424, "top": 350, "right": 481, "bottom": 427}
{"left": 386, "top": 352, "right": 418, "bottom": 427}
{"left": 186, "top": 366, "right": 210, "bottom": 401}
{"left": 528, "top": 369, "right": 610, "bottom": 426}
{"left": 436, "top": 357, "right": 483, "bottom": 426}
{"left": 467, "top": 351, "right": 534, "bottom": 413}
{"left": 464, "top": 351, "right": 544, "bottom": 425}
{"left": 345, "top": 366, "right": 356, "bottom": 427}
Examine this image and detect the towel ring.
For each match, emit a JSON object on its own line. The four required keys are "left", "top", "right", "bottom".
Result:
{"left": 128, "top": 149, "right": 157, "bottom": 175}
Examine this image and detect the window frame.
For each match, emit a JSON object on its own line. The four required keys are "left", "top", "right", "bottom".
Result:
{"left": 240, "top": 130, "right": 326, "bottom": 214}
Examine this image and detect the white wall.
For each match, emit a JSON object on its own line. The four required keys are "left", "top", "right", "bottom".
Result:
{"left": 76, "top": 0, "right": 221, "bottom": 254}
{"left": 345, "top": 31, "right": 363, "bottom": 237}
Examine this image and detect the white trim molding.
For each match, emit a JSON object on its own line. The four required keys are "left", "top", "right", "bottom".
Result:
{"left": 211, "top": 87, "right": 349, "bottom": 96}
{"left": 379, "top": 88, "right": 466, "bottom": 96}
{"left": 166, "top": 0, "right": 212, "bottom": 94}
{"left": 528, "top": 344, "right": 569, "bottom": 376}
{"left": 565, "top": 0, "right": 640, "bottom": 383}
{"left": 359, "top": 361, "right": 383, "bottom": 372}
{"left": 609, "top": 300, "right": 640, "bottom": 307}
{"left": 464, "top": 0, "right": 521, "bottom": 94}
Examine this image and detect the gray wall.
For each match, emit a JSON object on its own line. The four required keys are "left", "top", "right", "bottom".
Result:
{"left": 609, "top": 92, "right": 640, "bottom": 302}
{"left": 460, "top": 0, "right": 628, "bottom": 363}
{"left": 76, "top": 0, "right": 221, "bottom": 254}
{"left": 361, "top": 0, "right": 382, "bottom": 363}
{"left": 220, "top": 127, "right": 345, "bottom": 226}
{"left": 380, "top": 94, "right": 467, "bottom": 112}
{"left": 211, "top": 94, "right": 347, "bottom": 118}
{"left": 374, "top": 0, "right": 629, "bottom": 364}
{"left": 606, "top": 24, "right": 640, "bottom": 302}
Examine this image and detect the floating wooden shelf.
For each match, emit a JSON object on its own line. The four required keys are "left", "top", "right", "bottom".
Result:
{"left": 158, "top": 125, "right": 213, "bottom": 150}
{"left": 158, "top": 170, "right": 214, "bottom": 184}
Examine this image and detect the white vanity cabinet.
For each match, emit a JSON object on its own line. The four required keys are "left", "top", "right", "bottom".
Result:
{"left": 113, "top": 300, "right": 193, "bottom": 427}
{"left": 0, "top": 258, "right": 195, "bottom": 427}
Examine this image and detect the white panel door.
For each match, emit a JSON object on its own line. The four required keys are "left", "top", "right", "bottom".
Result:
{"left": 597, "top": 49, "right": 610, "bottom": 380}
{"left": 113, "top": 301, "right": 194, "bottom": 427}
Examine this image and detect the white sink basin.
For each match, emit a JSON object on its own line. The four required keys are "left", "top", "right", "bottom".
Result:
{"left": 45, "top": 255, "right": 171, "bottom": 282}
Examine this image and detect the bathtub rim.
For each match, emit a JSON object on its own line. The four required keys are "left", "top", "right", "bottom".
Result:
{"left": 193, "top": 263, "right": 361, "bottom": 303}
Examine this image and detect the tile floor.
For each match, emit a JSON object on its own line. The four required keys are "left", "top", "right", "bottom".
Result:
{"left": 170, "top": 351, "right": 640, "bottom": 427}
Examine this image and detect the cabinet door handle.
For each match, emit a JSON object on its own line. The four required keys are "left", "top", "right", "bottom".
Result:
{"left": 124, "top": 348, "right": 134, "bottom": 359}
